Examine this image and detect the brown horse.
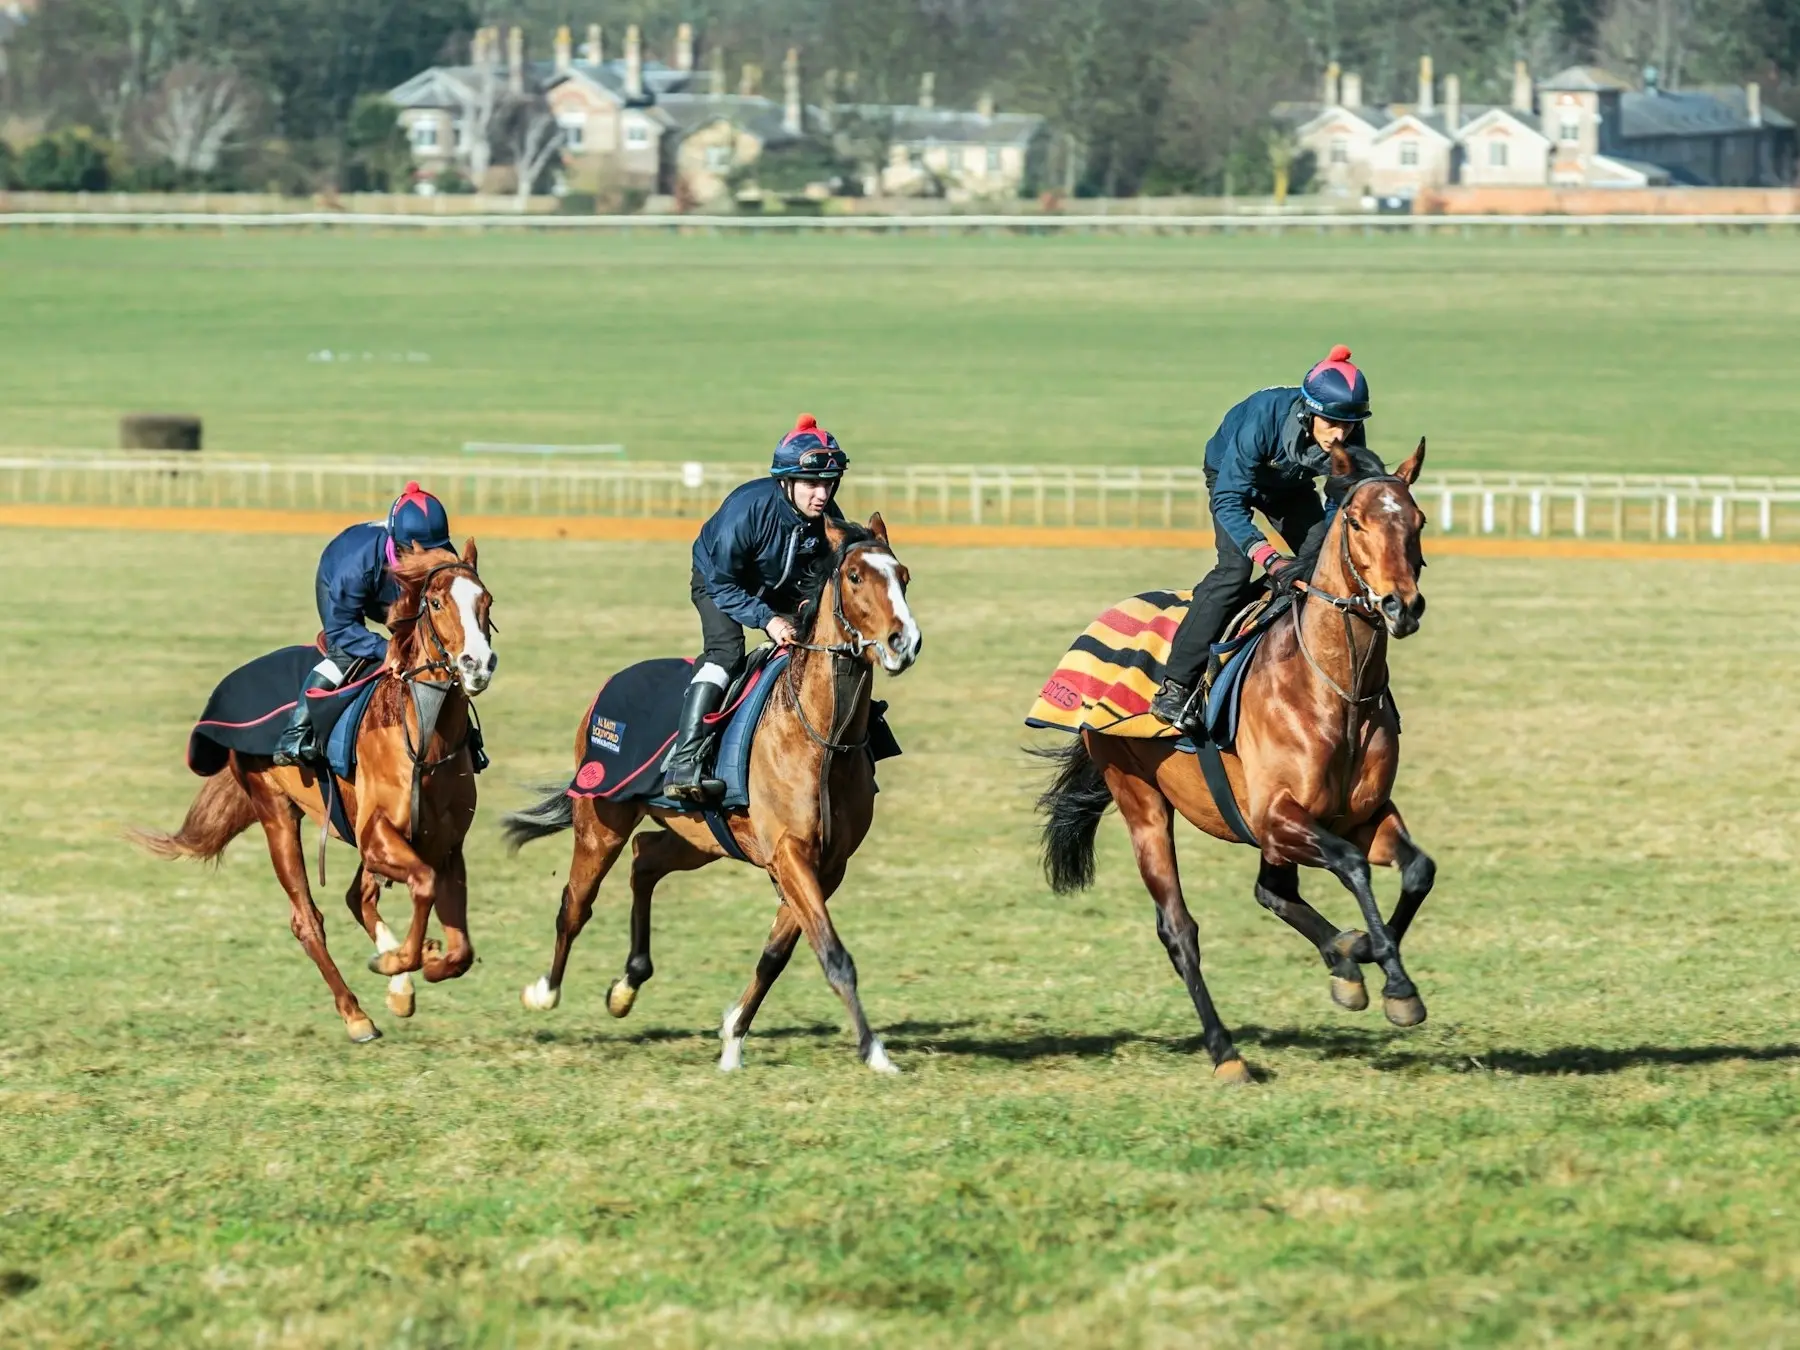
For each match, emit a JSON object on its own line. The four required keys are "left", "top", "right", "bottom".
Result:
{"left": 501, "top": 514, "right": 921, "bottom": 1073}
{"left": 1036, "top": 443, "right": 1435, "bottom": 1083}
{"left": 134, "top": 542, "right": 497, "bottom": 1043}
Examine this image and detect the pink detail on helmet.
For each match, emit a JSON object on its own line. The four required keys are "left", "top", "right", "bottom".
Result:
{"left": 781, "top": 412, "right": 833, "bottom": 450}
{"left": 393, "top": 481, "right": 437, "bottom": 515}
{"left": 1308, "top": 344, "right": 1360, "bottom": 386}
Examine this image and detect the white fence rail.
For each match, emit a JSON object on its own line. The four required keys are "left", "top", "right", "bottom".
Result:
{"left": 5, "top": 454, "right": 1800, "bottom": 544}
{"left": 3, "top": 212, "right": 1800, "bottom": 233}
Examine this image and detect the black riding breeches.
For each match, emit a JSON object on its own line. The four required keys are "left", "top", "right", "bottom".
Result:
{"left": 690, "top": 567, "right": 747, "bottom": 689}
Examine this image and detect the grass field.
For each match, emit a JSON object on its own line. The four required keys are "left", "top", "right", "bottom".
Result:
{"left": 5, "top": 231, "right": 1800, "bottom": 474}
{"left": 6, "top": 523, "right": 1800, "bottom": 1347}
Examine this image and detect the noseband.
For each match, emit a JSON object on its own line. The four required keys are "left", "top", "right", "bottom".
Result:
{"left": 785, "top": 541, "right": 887, "bottom": 755}
{"left": 1292, "top": 474, "right": 1407, "bottom": 620}
{"left": 403, "top": 559, "right": 489, "bottom": 681}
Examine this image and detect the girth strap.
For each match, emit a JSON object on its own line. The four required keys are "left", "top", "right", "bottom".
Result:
{"left": 1194, "top": 736, "right": 1258, "bottom": 847}
{"left": 700, "top": 808, "right": 750, "bottom": 862}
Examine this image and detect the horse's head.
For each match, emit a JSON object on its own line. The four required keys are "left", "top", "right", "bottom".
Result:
{"left": 392, "top": 539, "right": 498, "bottom": 695}
{"left": 821, "top": 513, "right": 922, "bottom": 675}
{"left": 1327, "top": 438, "right": 1428, "bottom": 639}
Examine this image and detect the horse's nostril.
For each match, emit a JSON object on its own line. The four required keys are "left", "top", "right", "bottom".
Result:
{"left": 1409, "top": 594, "right": 1427, "bottom": 619}
{"left": 889, "top": 632, "right": 905, "bottom": 652}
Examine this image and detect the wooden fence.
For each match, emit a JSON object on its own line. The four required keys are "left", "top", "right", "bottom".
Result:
{"left": 5, "top": 454, "right": 1800, "bottom": 544}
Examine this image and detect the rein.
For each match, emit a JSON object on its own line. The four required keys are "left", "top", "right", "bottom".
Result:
{"left": 783, "top": 544, "right": 879, "bottom": 756}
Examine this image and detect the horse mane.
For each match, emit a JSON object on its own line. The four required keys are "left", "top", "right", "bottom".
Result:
{"left": 794, "top": 521, "right": 877, "bottom": 640}
{"left": 383, "top": 543, "right": 461, "bottom": 663}
{"left": 1324, "top": 446, "right": 1392, "bottom": 504}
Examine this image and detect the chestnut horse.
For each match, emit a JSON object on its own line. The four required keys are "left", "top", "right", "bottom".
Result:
{"left": 134, "top": 542, "right": 497, "bottom": 1043}
{"left": 1036, "top": 443, "right": 1435, "bottom": 1084}
{"left": 502, "top": 515, "right": 921, "bottom": 1073}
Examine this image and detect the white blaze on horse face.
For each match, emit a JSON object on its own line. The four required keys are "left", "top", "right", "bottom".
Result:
{"left": 449, "top": 576, "right": 494, "bottom": 694}
{"left": 863, "top": 551, "right": 920, "bottom": 673}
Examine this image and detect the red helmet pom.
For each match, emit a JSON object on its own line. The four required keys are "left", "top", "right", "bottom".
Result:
{"left": 405, "top": 480, "right": 422, "bottom": 493}
{"left": 1327, "top": 344, "right": 1352, "bottom": 363}
{"left": 792, "top": 413, "right": 818, "bottom": 433}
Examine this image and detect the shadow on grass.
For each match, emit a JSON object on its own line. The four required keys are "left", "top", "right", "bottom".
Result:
{"left": 889, "top": 1022, "right": 1800, "bottom": 1076}
{"left": 532, "top": 1018, "right": 980, "bottom": 1049}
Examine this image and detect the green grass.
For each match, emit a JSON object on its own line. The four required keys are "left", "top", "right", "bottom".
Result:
{"left": 5, "top": 527, "right": 1800, "bottom": 1346}
{"left": 4, "top": 231, "right": 1800, "bottom": 473}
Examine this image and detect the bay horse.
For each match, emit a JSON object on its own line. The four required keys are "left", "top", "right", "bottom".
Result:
{"left": 134, "top": 541, "right": 497, "bottom": 1043}
{"left": 1036, "top": 442, "right": 1435, "bottom": 1084}
{"left": 501, "top": 514, "right": 921, "bottom": 1074}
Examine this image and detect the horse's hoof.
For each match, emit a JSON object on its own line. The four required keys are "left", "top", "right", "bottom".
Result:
{"left": 1384, "top": 994, "right": 1428, "bottom": 1027}
{"left": 605, "top": 979, "right": 637, "bottom": 1019}
{"left": 346, "top": 1016, "right": 382, "bottom": 1044}
{"left": 1213, "top": 1058, "right": 1254, "bottom": 1086}
{"left": 865, "top": 1037, "right": 900, "bottom": 1075}
{"left": 386, "top": 988, "right": 416, "bottom": 1018}
{"left": 521, "top": 976, "right": 560, "bottom": 1012}
{"left": 1331, "top": 976, "right": 1370, "bottom": 1012}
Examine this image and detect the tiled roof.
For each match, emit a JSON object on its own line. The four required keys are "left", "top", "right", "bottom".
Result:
{"left": 1620, "top": 86, "right": 1795, "bottom": 137}
{"left": 1540, "top": 65, "right": 1632, "bottom": 93}
{"left": 833, "top": 104, "right": 1043, "bottom": 146}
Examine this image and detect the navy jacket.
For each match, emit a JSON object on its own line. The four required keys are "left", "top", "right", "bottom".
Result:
{"left": 314, "top": 521, "right": 402, "bottom": 663}
{"left": 1203, "top": 387, "right": 1371, "bottom": 556}
{"left": 693, "top": 478, "right": 844, "bottom": 630}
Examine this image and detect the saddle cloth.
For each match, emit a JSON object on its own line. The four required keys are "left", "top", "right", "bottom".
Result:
{"left": 1025, "top": 591, "right": 1276, "bottom": 749}
{"left": 567, "top": 646, "right": 901, "bottom": 811}
{"left": 187, "top": 645, "right": 379, "bottom": 776}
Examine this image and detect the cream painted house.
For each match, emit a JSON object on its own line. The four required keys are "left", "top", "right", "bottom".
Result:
{"left": 1454, "top": 108, "right": 1552, "bottom": 186}
{"left": 1366, "top": 114, "right": 1454, "bottom": 196}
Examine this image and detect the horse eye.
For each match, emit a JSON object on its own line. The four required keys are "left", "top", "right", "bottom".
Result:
{"left": 848, "top": 569, "right": 861, "bottom": 584}
{"left": 1347, "top": 517, "right": 1363, "bottom": 532}
{"left": 430, "top": 598, "right": 442, "bottom": 609}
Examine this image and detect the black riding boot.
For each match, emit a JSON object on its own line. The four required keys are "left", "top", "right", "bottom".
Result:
{"left": 663, "top": 679, "right": 726, "bottom": 802}
{"left": 273, "top": 669, "right": 339, "bottom": 767}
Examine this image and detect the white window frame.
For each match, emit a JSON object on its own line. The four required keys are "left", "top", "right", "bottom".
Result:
{"left": 1328, "top": 136, "right": 1348, "bottom": 165}
{"left": 410, "top": 119, "right": 439, "bottom": 150}
{"left": 1488, "top": 139, "right": 1508, "bottom": 168}
{"left": 1398, "top": 139, "right": 1418, "bottom": 167}
{"left": 1559, "top": 115, "right": 1581, "bottom": 144}
{"left": 624, "top": 119, "right": 650, "bottom": 149}
{"left": 986, "top": 145, "right": 1002, "bottom": 173}
{"left": 557, "top": 114, "right": 587, "bottom": 151}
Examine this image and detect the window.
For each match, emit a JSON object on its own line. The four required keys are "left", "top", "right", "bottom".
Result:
{"left": 558, "top": 115, "right": 587, "bottom": 151}
{"left": 410, "top": 119, "right": 439, "bottom": 150}
{"left": 1329, "top": 136, "right": 1348, "bottom": 165}
{"left": 1398, "top": 139, "right": 1418, "bottom": 167}
{"left": 987, "top": 145, "right": 1002, "bottom": 173}
{"left": 625, "top": 120, "right": 649, "bottom": 149}
{"left": 1559, "top": 115, "right": 1580, "bottom": 144}
{"left": 1488, "top": 139, "right": 1508, "bottom": 168}
{"left": 704, "top": 144, "right": 730, "bottom": 171}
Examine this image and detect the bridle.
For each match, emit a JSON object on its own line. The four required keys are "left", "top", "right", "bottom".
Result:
{"left": 391, "top": 557, "right": 492, "bottom": 781}
{"left": 401, "top": 559, "right": 488, "bottom": 681}
{"left": 783, "top": 541, "right": 885, "bottom": 756}
{"left": 1289, "top": 474, "right": 1417, "bottom": 709}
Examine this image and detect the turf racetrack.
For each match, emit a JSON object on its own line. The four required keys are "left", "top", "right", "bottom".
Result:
{"left": 5, "top": 528, "right": 1800, "bottom": 1346}
{"left": 5, "top": 231, "right": 1800, "bottom": 474}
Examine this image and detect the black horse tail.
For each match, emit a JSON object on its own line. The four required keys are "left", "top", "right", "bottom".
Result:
{"left": 1031, "top": 738, "right": 1113, "bottom": 894}
{"left": 501, "top": 784, "right": 575, "bottom": 854}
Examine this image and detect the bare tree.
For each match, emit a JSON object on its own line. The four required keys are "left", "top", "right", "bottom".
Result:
{"left": 509, "top": 103, "right": 565, "bottom": 208}
{"left": 449, "top": 63, "right": 503, "bottom": 188}
{"left": 139, "top": 62, "right": 253, "bottom": 174}
{"left": 1599, "top": 0, "right": 1697, "bottom": 87}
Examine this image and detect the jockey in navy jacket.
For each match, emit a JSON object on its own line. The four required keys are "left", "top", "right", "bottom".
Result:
{"left": 1152, "top": 346, "right": 1383, "bottom": 733}
{"left": 665, "top": 414, "right": 850, "bottom": 802}
{"left": 272, "top": 482, "right": 453, "bottom": 765}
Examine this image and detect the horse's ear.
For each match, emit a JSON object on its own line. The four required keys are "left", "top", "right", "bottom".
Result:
{"left": 1396, "top": 437, "right": 1426, "bottom": 485}
{"left": 462, "top": 536, "right": 479, "bottom": 569}
{"left": 823, "top": 517, "right": 851, "bottom": 550}
{"left": 1326, "top": 445, "right": 1356, "bottom": 479}
{"left": 868, "top": 512, "right": 889, "bottom": 545}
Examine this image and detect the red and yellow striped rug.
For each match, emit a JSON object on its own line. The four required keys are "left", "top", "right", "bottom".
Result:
{"left": 1025, "top": 589, "right": 1191, "bottom": 739}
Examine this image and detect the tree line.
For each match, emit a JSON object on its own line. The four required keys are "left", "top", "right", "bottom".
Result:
{"left": 2, "top": 0, "right": 1795, "bottom": 196}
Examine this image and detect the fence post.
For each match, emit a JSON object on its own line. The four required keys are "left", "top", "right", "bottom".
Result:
{"left": 1481, "top": 491, "right": 1495, "bottom": 534}
{"left": 1664, "top": 493, "right": 1678, "bottom": 539}
{"left": 1573, "top": 492, "right": 1586, "bottom": 538}
{"left": 970, "top": 472, "right": 982, "bottom": 526}
{"left": 1710, "top": 495, "right": 1724, "bottom": 539}
{"left": 1528, "top": 489, "right": 1542, "bottom": 536}
{"left": 1439, "top": 490, "right": 1453, "bottom": 531}
{"left": 1760, "top": 497, "right": 1772, "bottom": 540}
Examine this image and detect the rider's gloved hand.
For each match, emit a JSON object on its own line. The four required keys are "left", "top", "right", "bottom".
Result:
{"left": 1250, "top": 542, "right": 1302, "bottom": 589}
{"left": 767, "top": 616, "right": 799, "bottom": 646}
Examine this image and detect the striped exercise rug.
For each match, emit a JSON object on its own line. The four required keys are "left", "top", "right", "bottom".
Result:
{"left": 1025, "top": 589, "right": 1191, "bottom": 739}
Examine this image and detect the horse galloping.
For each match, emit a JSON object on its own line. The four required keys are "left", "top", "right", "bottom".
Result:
{"left": 1036, "top": 443, "right": 1435, "bottom": 1083}
{"left": 502, "top": 515, "right": 921, "bottom": 1073}
{"left": 134, "top": 542, "right": 497, "bottom": 1042}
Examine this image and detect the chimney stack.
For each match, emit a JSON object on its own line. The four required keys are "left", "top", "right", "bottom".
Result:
{"left": 782, "top": 47, "right": 801, "bottom": 135}
{"left": 625, "top": 23, "right": 642, "bottom": 100}
{"left": 1341, "top": 71, "right": 1362, "bottom": 109}
{"left": 1512, "top": 59, "right": 1532, "bottom": 113}
{"left": 1417, "top": 54, "right": 1434, "bottom": 113}
{"left": 507, "top": 26, "right": 524, "bottom": 94}
{"left": 1444, "top": 73, "right": 1460, "bottom": 131}
{"left": 554, "top": 25, "right": 571, "bottom": 75}
{"left": 919, "top": 71, "right": 935, "bottom": 110}
{"left": 976, "top": 91, "right": 995, "bottom": 119}
{"left": 1324, "top": 60, "right": 1341, "bottom": 106}
{"left": 710, "top": 44, "right": 725, "bottom": 94}
{"left": 739, "top": 62, "right": 760, "bottom": 97}
{"left": 584, "top": 24, "right": 602, "bottom": 66}
{"left": 476, "top": 26, "right": 497, "bottom": 67}
{"left": 1748, "top": 81, "right": 1762, "bottom": 126}
{"left": 675, "top": 22, "right": 694, "bottom": 73}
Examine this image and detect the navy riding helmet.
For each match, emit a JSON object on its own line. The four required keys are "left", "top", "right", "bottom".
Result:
{"left": 1301, "top": 344, "right": 1372, "bottom": 423}
{"left": 387, "top": 481, "right": 453, "bottom": 552}
{"left": 770, "top": 414, "right": 849, "bottom": 480}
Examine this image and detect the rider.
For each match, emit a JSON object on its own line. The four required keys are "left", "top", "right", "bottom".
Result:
{"left": 272, "top": 482, "right": 454, "bottom": 766}
{"left": 663, "top": 414, "right": 849, "bottom": 802}
{"left": 1151, "top": 344, "right": 1381, "bottom": 732}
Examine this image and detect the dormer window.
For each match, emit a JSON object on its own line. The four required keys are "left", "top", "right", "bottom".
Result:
{"left": 1399, "top": 139, "right": 1418, "bottom": 167}
{"left": 411, "top": 120, "right": 439, "bottom": 150}
{"left": 1559, "top": 115, "right": 1580, "bottom": 143}
{"left": 1329, "top": 137, "right": 1348, "bottom": 164}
